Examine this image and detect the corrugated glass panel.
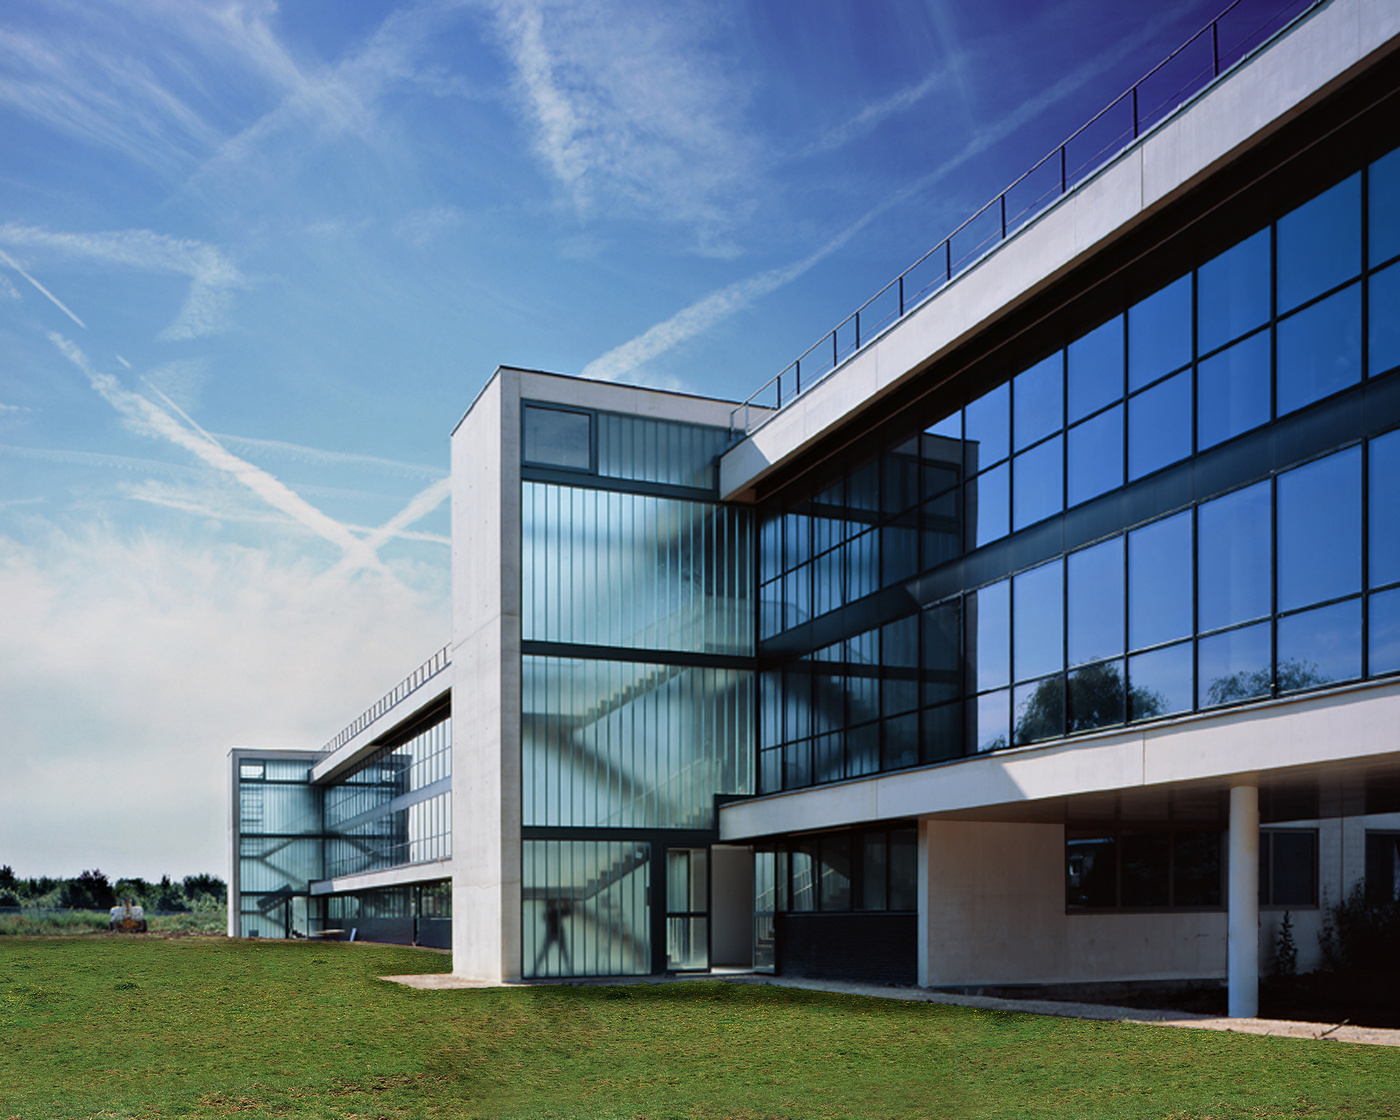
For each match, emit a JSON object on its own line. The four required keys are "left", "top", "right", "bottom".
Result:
{"left": 594, "top": 412, "right": 732, "bottom": 489}
{"left": 523, "top": 841, "right": 650, "bottom": 978}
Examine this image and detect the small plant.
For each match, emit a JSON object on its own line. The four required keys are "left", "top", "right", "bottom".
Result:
{"left": 1318, "top": 882, "right": 1400, "bottom": 974}
{"left": 1272, "top": 910, "right": 1297, "bottom": 977}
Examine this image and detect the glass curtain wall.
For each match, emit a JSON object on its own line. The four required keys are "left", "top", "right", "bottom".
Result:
{"left": 758, "top": 142, "right": 1400, "bottom": 793}
{"left": 521, "top": 404, "right": 755, "bottom": 977}
{"left": 236, "top": 757, "right": 323, "bottom": 938}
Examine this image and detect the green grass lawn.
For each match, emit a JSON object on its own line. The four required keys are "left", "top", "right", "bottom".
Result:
{"left": 2, "top": 936, "right": 1397, "bottom": 1120}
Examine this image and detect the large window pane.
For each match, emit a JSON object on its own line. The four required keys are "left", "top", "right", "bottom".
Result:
{"left": 1067, "top": 837, "right": 1117, "bottom": 908}
{"left": 1120, "top": 832, "right": 1170, "bottom": 907}
{"left": 1372, "top": 147, "right": 1400, "bottom": 266}
{"left": 1014, "top": 675, "right": 1064, "bottom": 744}
{"left": 1067, "top": 405, "right": 1123, "bottom": 506}
{"left": 1276, "top": 283, "right": 1362, "bottom": 416}
{"left": 1012, "top": 435, "right": 1063, "bottom": 530}
{"left": 1198, "top": 229, "right": 1270, "bottom": 354}
{"left": 1069, "top": 537, "right": 1124, "bottom": 666}
{"left": 1128, "top": 642, "right": 1193, "bottom": 719}
{"left": 1128, "top": 275, "right": 1192, "bottom": 391}
{"left": 1277, "top": 600, "right": 1360, "bottom": 691}
{"left": 1369, "top": 587, "right": 1400, "bottom": 676}
{"left": 1371, "top": 263, "right": 1400, "bottom": 379}
{"left": 971, "top": 689, "right": 1010, "bottom": 752}
{"left": 964, "top": 382, "right": 1010, "bottom": 469}
{"left": 967, "top": 461, "right": 1009, "bottom": 548}
{"left": 1199, "top": 622, "right": 1271, "bottom": 707}
{"left": 1277, "top": 173, "right": 1360, "bottom": 313}
{"left": 1197, "top": 330, "right": 1271, "bottom": 450}
{"left": 1128, "top": 370, "right": 1191, "bottom": 480}
{"left": 972, "top": 580, "right": 1010, "bottom": 692}
{"left": 1014, "top": 352, "right": 1064, "bottom": 450}
{"left": 1129, "top": 512, "right": 1193, "bottom": 649}
{"left": 1371, "top": 429, "right": 1400, "bottom": 589}
{"left": 1014, "top": 560, "right": 1063, "bottom": 682}
{"left": 1198, "top": 482, "right": 1271, "bottom": 632}
{"left": 1277, "top": 447, "right": 1361, "bottom": 611}
{"left": 523, "top": 405, "right": 591, "bottom": 470}
{"left": 922, "top": 599, "right": 962, "bottom": 707}
{"left": 1068, "top": 660, "right": 1125, "bottom": 732}
{"left": 1068, "top": 317, "right": 1124, "bottom": 422}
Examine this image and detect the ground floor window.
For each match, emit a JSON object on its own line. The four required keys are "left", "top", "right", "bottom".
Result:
{"left": 1366, "top": 831, "right": 1400, "bottom": 902}
{"left": 1259, "top": 829, "right": 1317, "bottom": 908}
{"left": 1066, "top": 828, "right": 1222, "bottom": 909}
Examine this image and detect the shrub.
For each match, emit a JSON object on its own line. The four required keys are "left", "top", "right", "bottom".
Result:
{"left": 1318, "top": 883, "right": 1400, "bottom": 974}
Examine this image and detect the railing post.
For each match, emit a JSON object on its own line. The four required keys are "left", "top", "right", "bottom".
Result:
{"left": 832, "top": 330, "right": 838, "bottom": 369}
{"left": 1060, "top": 145, "right": 1067, "bottom": 194}
{"left": 899, "top": 275, "right": 905, "bottom": 317}
{"left": 945, "top": 239, "right": 952, "bottom": 282}
{"left": 1212, "top": 21, "right": 1219, "bottom": 76}
{"left": 999, "top": 194, "right": 1007, "bottom": 240}
{"left": 855, "top": 310, "right": 861, "bottom": 350}
{"left": 1132, "top": 86, "right": 1139, "bottom": 139}
{"left": 795, "top": 359, "right": 801, "bottom": 395}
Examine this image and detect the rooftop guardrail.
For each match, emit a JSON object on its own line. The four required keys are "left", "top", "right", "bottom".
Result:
{"left": 729, "top": 0, "right": 1319, "bottom": 435}
{"left": 319, "top": 645, "right": 451, "bottom": 756}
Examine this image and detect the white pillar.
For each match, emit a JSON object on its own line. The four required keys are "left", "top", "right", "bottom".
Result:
{"left": 916, "top": 818, "right": 931, "bottom": 987}
{"left": 1227, "top": 779, "right": 1260, "bottom": 1018}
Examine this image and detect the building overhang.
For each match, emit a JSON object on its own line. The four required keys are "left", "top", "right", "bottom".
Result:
{"left": 308, "top": 859, "right": 454, "bottom": 897}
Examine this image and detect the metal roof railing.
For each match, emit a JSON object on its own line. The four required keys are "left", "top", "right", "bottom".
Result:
{"left": 319, "top": 645, "right": 451, "bottom": 756}
{"left": 729, "top": 0, "right": 1320, "bottom": 435}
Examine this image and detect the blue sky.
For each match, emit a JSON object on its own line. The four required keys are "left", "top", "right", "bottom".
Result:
{"left": 0, "top": 0, "right": 1288, "bottom": 878}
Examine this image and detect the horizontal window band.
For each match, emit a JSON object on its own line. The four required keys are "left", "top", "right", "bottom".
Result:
{"left": 521, "top": 641, "right": 755, "bottom": 669}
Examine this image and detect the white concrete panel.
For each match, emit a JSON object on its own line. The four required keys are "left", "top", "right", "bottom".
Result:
{"left": 309, "top": 859, "right": 454, "bottom": 896}
{"left": 514, "top": 368, "right": 743, "bottom": 427}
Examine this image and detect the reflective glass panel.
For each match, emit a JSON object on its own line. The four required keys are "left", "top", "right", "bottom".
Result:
{"left": 1276, "top": 283, "right": 1362, "bottom": 417}
{"left": 1128, "top": 642, "right": 1193, "bottom": 719}
{"left": 1067, "top": 405, "right": 1123, "bottom": 506}
{"left": 1371, "top": 429, "right": 1400, "bottom": 588}
{"left": 522, "top": 840, "right": 650, "bottom": 978}
{"left": 1276, "top": 173, "right": 1360, "bottom": 313}
{"left": 968, "top": 461, "right": 1010, "bottom": 548}
{"left": 1277, "top": 447, "right": 1361, "bottom": 611}
{"left": 922, "top": 599, "right": 962, "bottom": 707}
{"left": 1067, "top": 837, "right": 1116, "bottom": 908}
{"left": 819, "top": 836, "right": 852, "bottom": 911}
{"left": 1014, "top": 559, "right": 1063, "bottom": 682}
{"left": 1068, "top": 660, "right": 1125, "bottom": 731}
{"left": 1129, "top": 511, "right": 1193, "bottom": 649}
{"left": 523, "top": 405, "right": 591, "bottom": 470}
{"left": 1277, "top": 600, "right": 1360, "bottom": 690}
{"left": 1128, "top": 275, "right": 1192, "bottom": 391}
{"left": 971, "top": 689, "right": 1010, "bottom": 752}
{"left": 922, "top": 702, "right": 962, "bottom": 763}
{"left": 1120, "top": 832, "right": 1169, "bottom": 907}
{"left": 1014, "top": 353, "right": 1064, "bottom": 450}
{"left": 1014, "top": 676, "right": 1064, "bottom": 744}
{"left": 964, "top": 382, "right": 1010, "bottom": 469}
{"left": 889, "top": 830, "right": 917, "bottom": 910}
{"left": 1199, "top": 622, "right": 1271, "bottom": 706}
{"left": 1369, "top": 587, "right": 1400, "bottom": 675}
{"left": 1068, "top": 316, "right": 1124, "bottom": 422}
{"left": 1371, "top": 262, "right": 1400, "bottom": 378}
{"left": 1198, "top": 229, "right": 1270, "bottom": 354}
{"left": 1012, "top": 435, "right": 1063, "bottom": 530}
{"left": 1372, "top": 147, "right": 1400, "bottom": 266}
{"left": 1128, "top": 370, "right": 1191, "bottom": 481}
{"left": 1068, "top": 537, "right": 1124, "bottom": 666}
{"left": 860, "top": 834, "right": 887, "bottom": 911}
{"left": 1196, "top": 330, "right": 1271, "bottom": 450}
{"left": 1198, "top": 482, "right": 1271, "bottom": 632}
{"left": 1174, "top": 832, "right": 1222, "bottom": 908}
{"left": 972, "top": 580, "right": 1010, "bottom": 692}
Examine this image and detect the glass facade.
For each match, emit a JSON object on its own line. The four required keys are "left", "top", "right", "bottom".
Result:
{"left": 520, "top": 405, "right": 754, "bottom": 977}
{"left": 236, "top": 756, "right": 323, "bottom": 938}
{"left": 757, "top": 141, "right": 1400, "bottom": 794}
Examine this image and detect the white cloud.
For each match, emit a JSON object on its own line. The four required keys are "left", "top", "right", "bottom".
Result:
{"left": 0, "top": 247, "right": 86, "bottom": 327}
{"left": 0, "top": 272, "right": 19, "bottom": 301}
{"left": 394, "top": 205, "right": 465, "bottom": 248}
{"left": 486, "top": 0, "right": 759, "bottom": 251}
{"left": 0, "top": 519, "right": 448, "bottom": 878}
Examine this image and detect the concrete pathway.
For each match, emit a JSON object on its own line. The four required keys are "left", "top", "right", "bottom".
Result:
{"left": 380, "top": 971, "right": 1400, "bottom": 1048}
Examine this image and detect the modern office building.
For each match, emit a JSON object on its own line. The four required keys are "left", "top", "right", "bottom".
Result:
{"left": 230, "top": 0, "right": 1400, "bottom": 1016}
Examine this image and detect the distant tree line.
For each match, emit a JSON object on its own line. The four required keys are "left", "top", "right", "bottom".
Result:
{"left": 0, "top": 865, "right": 225, "bottom": 912}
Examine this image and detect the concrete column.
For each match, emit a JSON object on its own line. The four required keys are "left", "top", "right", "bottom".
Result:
{"left": 916, "top": 819, "right": 931, "bottom": 987}
{"left": 1228, "top": 779, "right": 1260, "bottom": 1018}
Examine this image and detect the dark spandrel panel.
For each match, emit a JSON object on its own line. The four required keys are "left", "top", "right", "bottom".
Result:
{"left": 1067, "top": 405, "right": 1123, "bottom": 506}
{"left": 971, "top": 689, "right": 1010, "bottom": 752}
{"left": 1371, "top": 431, "right": 1400, "bottom": 589}
{"left": 1277, "top": 446, "right": 1361, "bottom": 611}
{"left": 922, "top": 701, "right": 963, "bottom": 762}
{"left": 1014, "top": 352, "right": 1064, "bottom": 450}
{"left": 1012, "top": 435, "right": 1063, "bottom": 530}
{"left": 1198, "top": 481, "right": 1271, "bottom": 632}
{"left": 1067, "top": 837, "right": 1116, "bottom": 908}
{"left": 1129, "top": 370, "right": 1191, "bottom": 481}
{"left": 1265, "top": 831, "right": 1316, "bottom": 907}
{"left": 523, "top": 405, "right": 591, "bottom": 470}
{"left": 1371, "top": 263, "right": 1400, "bottom": 379}
{"left": 1014, "top": 675, "right": 1064, "bottom": 744}
{"left": 883, "top": 712, "right": 919, "bottom": 769}
{"left": 1068, "top": 316, "right": 1124, "bottom": 423}
{"left": 1069, "top": 536, "right": 1124, "bottom": 666}
{"left": 967, "top": 461, "right": 1010, "bottom": 549}
{"left": 1068, "top": 660, "right": 1125, "bottom": 732}
{"left": 1277, "top": 282, "right": 1362, "bottom": 417}
{"left": 1198, "top": 621, "right": 1271, "bottom": 707}
{"left": 1128, "top": 642, "right": 1193, "bottom": 720}
{"left": 1276, "top": 173, "right": 1361, "bottom": 313}
{"left": 1372, "top": 147, "right": 1400, "bottom": 267}
{"left": 1196, "top": 330, "right": 1271, "bottom": 450}
{"left": 1198, "top": 228, "right": 1270, "bottom": 355}
{"left": 1014, "top": 559, "right": 1063, "bottom": 682}
{"left": 964, "top": 382, "right": 1010, "bottom": 470}
{"left": 1120, "top": 831, "right": 1170, "bottom": 907}
{"left": 1277, "top": 600, "right": 1361, "bottom": 690}
{"left": 1128, "top": 274, "right": 1192, "bottom": 392}
{"left": 972, "top": 579, "right": 1010, "bottom": 691}
{"left": 1370, "top": 588, "right": 1400, "bottom": 675}
{"left": 1174, "top": 832, "right": 1222, "bottom": 908}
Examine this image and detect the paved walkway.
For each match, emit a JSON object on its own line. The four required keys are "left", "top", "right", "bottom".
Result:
{"left": 381, "top": 971, "right": 1400, "bottom": 1048}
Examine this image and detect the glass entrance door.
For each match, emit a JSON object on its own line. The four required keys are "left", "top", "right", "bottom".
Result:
{"left": 666, "top": 848, "right": 709, "bottom": 970}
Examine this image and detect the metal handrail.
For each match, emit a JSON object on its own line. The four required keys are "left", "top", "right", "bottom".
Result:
{"left": 729, "top": 0, "right": 1318, "bottom": 434}
{"left": 319, "top": 645, "right": 451, "bottom": 756}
